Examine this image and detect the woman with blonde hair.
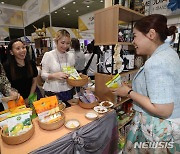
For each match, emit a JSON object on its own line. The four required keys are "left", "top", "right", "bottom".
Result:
{"left": 41, "top": 29, "right": 75, "bottom": 106}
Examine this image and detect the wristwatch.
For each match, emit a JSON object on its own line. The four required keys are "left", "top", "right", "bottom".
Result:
{"left": 127, "top": 89, "right": 133, "bottom": 97}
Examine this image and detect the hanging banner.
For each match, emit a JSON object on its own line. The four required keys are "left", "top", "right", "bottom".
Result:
{"left": 78, "top": 12, "right": 95, "bottom": 31}
{"left": 0, "top": 27, "right": 9, "bottom": 40}
{"left": 50, "top": 0, "right": 73, "bottom": 12}
{"left": 144, "top": 0, "right": 180, "bottom": 16}
{"left": 79, "top": 30, "right": 94, "bottom": 40}
{"left": 0, "top": 7, "right": 23, "bottom": 27}
{"left": 23, "top": 0, "right": 49, "bottom": 27}
{"left": 31, "top": 27, "right": 81, "bottom": 41}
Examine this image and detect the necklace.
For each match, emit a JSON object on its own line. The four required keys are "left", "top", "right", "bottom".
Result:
{"left": 56, "top": 51, "right": 68, "bottom": 71}
{"left": 56, "top": 51, "right": 68, "bottom": 86}
{"left": 16, "top": 61, "right": 25, "bottom": 67}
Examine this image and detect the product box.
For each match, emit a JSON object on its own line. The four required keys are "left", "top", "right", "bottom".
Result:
{"left": 7, "top": 111, "right": 32, "bottom": 136}
{"left": 105, "top": 74, "right": 122, "bottom": 89}
{"left": 33, "top": 96, "right": 61, "bottom": 122}
{"left": 62, "top": 66, "right": 81, "bottom": 79}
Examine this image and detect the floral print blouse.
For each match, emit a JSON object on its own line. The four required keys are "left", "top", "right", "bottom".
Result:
{"left": 0, "top": 63, "right": 11, "bottom": 96}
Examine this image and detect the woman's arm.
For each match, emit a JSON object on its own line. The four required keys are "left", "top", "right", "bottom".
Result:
{"left": 41, "top": 53, "right": 69, "bottom": 81}
{"left": 112, "top": 82, "right": 174, "bottom": 118}
{"left": 47, "top": 72, "right": 69, "bottom": 80}
{"left": 0, "top": 63, "right": 12, "bottom": 96}
{"left": 128, "top": 90, "right": 174, "bottom": 118}
{"left": 29, "top": 77, "right": 37, "bottom": 95}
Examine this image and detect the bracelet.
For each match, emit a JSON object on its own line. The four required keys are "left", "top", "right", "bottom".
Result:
{"left": 127, "top": 89, "right": 133, "bottom": 97}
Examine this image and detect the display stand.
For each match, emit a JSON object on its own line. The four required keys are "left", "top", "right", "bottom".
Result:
{"left": 94, "top": 5, "right": 145, "bottom": 144}
{"left": 34, "top": 37, "right": 51, "bottom": 66}
{"left": 95, "top": 73, "right": 116, "bottom": 102}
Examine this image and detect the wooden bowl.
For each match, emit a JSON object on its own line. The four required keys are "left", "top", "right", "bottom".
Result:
{"left": 1, "top": 124, "right": 35, "bottom": 145}
{"left": 67, "top": 74, "right": 88, "bottom": 87}
{"left": 79, "top": 96, "right": 99, "bottom": 109}
{"left": 38, "top": 111, "right": 65, "bottom": 131}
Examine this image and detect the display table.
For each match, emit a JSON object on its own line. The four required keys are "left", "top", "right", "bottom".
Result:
{"left": 0, "top": 105, "right": 118, "bottom": 154}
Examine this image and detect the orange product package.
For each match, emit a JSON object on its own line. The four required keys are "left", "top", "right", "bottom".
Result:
{"left": 7, "top": 96, "right": 25, "bottom": 109}
{"left": 33, "top": 95, "right": 58, "bottom": 114}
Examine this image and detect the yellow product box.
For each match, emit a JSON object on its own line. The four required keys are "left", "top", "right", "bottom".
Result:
{"left": 0, "top": 117, "right": 7, "bottom": 128}
{"left": 105, "top": 74, "right": 122, "bottom": 89}
{"left": 33, "top": 96, "right": 60, "bottom": 122}
{"left": 0, "top": 106, "right": 32, "bottom": 128}
{"left": 62, "top": 66, "right": 81, "bottom": 79}
{"left": 7, "top": 111, "right": 32, "bottom": 136}
{"left": 0, "top": 109, "right": 10, "bottom": 118}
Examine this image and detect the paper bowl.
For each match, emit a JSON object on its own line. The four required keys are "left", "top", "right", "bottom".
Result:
{"left": 1, "top": 124, "right": 35, "bottom": 145}
{"left": 78, "top": 96, "right": 99, "bottom": 109}
{"left": 65, "top": 119, "right": 80, "bottom": 130}
{"left": 38, "top": 111, "right": 65, "bottom": 131}
{"left": 85, "top": 111, "right": 98, "bottom": 120}
{"left": 67, "top": 74, "right": 88, "bottom": 87}
{"left": 94, "top": 106, "right": 108, "bottom": 114}
{"left": 100, "top": 101, "right": 114, "bottom": 109}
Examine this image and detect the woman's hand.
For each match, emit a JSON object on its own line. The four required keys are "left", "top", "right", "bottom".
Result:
{"left": 50, "top": 72, "right": 69, "bottom": 80}
{"left": 110, "top": 82, "right": 131, "bottom": 97}
{"left": 9, "top": 89, "right": 20, "bottom": 100}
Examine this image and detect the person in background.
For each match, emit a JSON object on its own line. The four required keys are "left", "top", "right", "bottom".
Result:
{"left": 90, "top": 40, "right": 102, "bottom": 72}
{"left": 0, "top": 45, "right": 7, "bottom": 64}
{"left": 71, "top": 38, "right": 85, "bottom": 73}
{"left": 3, "top": 39, "right": 38, "bottom": 107}
{"left": 0, "top": 63, "right": 19, "bottom": 111}
{"left": 84, "top": 43, "right": 98, "bottom": 80}
{"left": 111, "top": 14, "right": 180, "bottom": 153}
{"left": 41, "top": 29, "right": 75, "bottom": 107}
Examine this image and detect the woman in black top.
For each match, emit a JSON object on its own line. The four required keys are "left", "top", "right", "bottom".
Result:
{"left": 3, "top": 39, "right": 38, "bottom": 106}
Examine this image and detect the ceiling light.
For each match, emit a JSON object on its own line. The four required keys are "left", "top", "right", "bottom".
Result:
{"left": 73, "top": 1, "right": 76, "bottom": 4}
{"left": 55, "top": 11, "right": 57, "bottom": 13}
{"left": 87, "top": 5, "right": 90, "bottom": 8}
{"left": 76, "top": 10, "right": 79, "bottom": 13}
{"left": 83, "top": 0, "right": 94, "bottom": 4}
{"left": 67, "top": 14, "right": 70, "bottom": 16}
{"left": 100, "top": 0, "right": 103, "bottom": 2}
{"left": 63, "top": 7, "right": 66, "bottom": 10}
{"left": 1, "top": 2, "right": 4, "bottom": 4}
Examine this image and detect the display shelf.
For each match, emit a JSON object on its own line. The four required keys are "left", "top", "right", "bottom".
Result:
{"left": 118, "top": 111, "right": 135, "bottom": 129}
{"left": 94, "top": 5, "right": 144, "bottom": 118}
{"left": 114, "top": 97, "right": 131, "bottom": 108}
{"left": 94, "top": 5, "right": 145, "bottom": 45}
{"left": 95, "top": 69, "right": 138, "bottom": 103}
{"left": 120, "top": 68, "right": 139, "bottom": 77}
{"left": 118, "top": 42, "right": 133, "bottom": 46}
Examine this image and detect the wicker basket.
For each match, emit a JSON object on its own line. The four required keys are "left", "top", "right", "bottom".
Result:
{"left": 67, "top": 74, "right": 88, "bottom": 87}
{"left": 38, "top": 111, "right": 65, "bottom": 131}
{"left": 79, "top": 96, "right": 99, "bottom": 109}
{"left": 1, "top": 124, "right": 35, "bottom": 145}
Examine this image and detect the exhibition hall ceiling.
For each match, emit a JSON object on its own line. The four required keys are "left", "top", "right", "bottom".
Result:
{"left": 0, "top": 0, "right": 104, "bottom": 39}
{"left": 0, "top": 0, "right": 28, "bottom": 6}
